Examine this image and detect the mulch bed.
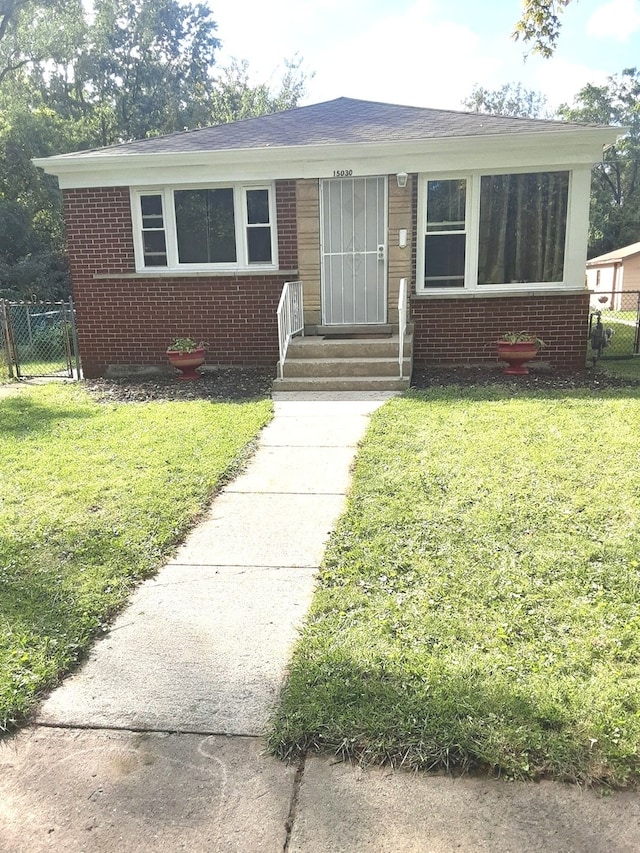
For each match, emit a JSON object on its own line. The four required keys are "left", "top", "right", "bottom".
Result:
{"left": 78, "top": 364, "right": 639, "bottom": 404}
{"left": 84, "top": 368, "right": 275, "bottom": 403}
{"left": 410, "top": 364, "right": 639, "bottom": 391}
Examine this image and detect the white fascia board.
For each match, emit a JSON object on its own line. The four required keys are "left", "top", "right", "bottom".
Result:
{"left": 34, "top": 127, "right": 621, "bottom": 189}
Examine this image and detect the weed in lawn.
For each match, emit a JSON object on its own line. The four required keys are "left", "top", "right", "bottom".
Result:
{"left": 0, "top": 383, "right": 271, "bottom": 731}
{"left": 269, "top": 386, "right": 640, "bottom": 786}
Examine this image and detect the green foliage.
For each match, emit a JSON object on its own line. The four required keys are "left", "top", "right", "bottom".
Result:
{"left": 0, "top": 383, "right": 271, "bottom": 730}
{"left": 270, "top": 388, "right": 640, "bottom": 785}
{"left": 66, "top": 0, "right": 221, "bottom": 145}
{"left": 463, "top": 83, "right": 551, "bottom": 118}
{"left": 167, "top": 337, "right": 205, "bottom": 353}
{"left": 0, "top": 0, "right": 85, "bottom": 84}
{"left": 210, "top": 56, "right": 310, "bottom": 124}
{"left": 499, "top": 330, "right": 546, "bottom": 347}
{"left": 512, "top": 0, "right": 573, "bottom": 58}
{"left": 559, "top": 68, "right": 640, "bottom": 257}
{"left": 0, "top": 0, "right": 309, "bottom": 300}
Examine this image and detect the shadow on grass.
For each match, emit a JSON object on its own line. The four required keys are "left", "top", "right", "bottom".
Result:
{"left": 0, "top": 395, "right": 95, "bottom": 436}
{"left": 270, "top": 655, "right": 636, "bottom": 786}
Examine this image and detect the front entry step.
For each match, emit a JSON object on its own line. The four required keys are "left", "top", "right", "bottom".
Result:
{"left": 273, "top": 328, "right": 413, "bottom": 393}
{"left": 272, "top": 376, "right": 410, "bottom": 392}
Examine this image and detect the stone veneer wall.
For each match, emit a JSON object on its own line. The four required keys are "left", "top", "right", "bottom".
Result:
{"left": 295, "top": 175, "right": 414, "bottom": 327}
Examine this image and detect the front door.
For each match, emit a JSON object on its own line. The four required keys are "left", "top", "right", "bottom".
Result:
{"left": 320, "top": 176, "right": 387, "bottom": 325}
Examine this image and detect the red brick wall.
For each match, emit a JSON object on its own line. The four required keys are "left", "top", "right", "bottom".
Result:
{"left": 63, "top": 181, "right": 298, "bottom": 378}
{"left": 412, "top": 293, "right": 590, "bottom": 371}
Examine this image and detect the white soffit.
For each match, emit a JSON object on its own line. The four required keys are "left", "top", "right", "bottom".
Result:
{"left": 34, "top": 128, "right": 621, "bottom": 189}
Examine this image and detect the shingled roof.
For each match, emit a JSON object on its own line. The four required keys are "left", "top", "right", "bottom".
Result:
{"left": 587, "top": 242, "right": 640, "bottom": 265}
{"left": 65, "top": 96, "right": 610, "bottom": 158}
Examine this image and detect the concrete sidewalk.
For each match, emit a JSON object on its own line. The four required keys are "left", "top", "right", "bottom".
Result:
{"left": 1, "top": 392, "right": 640, "bottom": 852}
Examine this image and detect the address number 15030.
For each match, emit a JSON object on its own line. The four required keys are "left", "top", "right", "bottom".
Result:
{"left": 333, "top": 169, "right": 353, "bottom": 177}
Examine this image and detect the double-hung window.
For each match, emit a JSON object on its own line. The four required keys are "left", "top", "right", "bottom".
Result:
{"left": 424, "top": 179, "right": 467, "bottom": 288}
{"left": 132, "top": 184, "right": 277, "bottom": 272}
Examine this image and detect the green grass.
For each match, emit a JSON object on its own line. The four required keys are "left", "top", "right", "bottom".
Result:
{"left": 592, "top": 317, "right": 638, "bottom": 358}
{"left": 595, "top": 358, "right": 640, "bottom": 381}
{"left": 269, "top": 386, "right": 640, "bottom": 786}
{"left": 0, "top": 382, "right": 271, "bottom": 730}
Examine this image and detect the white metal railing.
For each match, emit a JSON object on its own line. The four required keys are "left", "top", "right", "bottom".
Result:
{"left": 277, "top": 280, "right": 304, "bottom": 379}
{"left": 398, "top": 277, "right": 407, "bottom": 378}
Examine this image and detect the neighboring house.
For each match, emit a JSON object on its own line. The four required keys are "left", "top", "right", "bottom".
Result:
{"left": 34, "top": 97, "right": 619, "bottom": 383}
{"left": 586, "top": 242, "right": 640, "bottom": 312}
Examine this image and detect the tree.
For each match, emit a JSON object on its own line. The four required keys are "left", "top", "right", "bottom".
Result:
{"left": 210, "top": 56, "right": 309, "bottom": 124}
{"left": 0, "top": 0, "right": 85, "bottom": 83}
{"left": 0, "top": 96, "right": 77, "bottom": 299}
{"left": 0, "top": 0, "right": 310, "bottom": 299}
{"left": 558, "top": 68, "right": 640, "bottom": 256}
{"left": 463, "top": 83, "right": 551, "bottom": 118}
{"left": 513, "top": 0, "right": 573, "bottom": 57}
{"left": 41, "top": 0, "right": 221, "bottom": 146}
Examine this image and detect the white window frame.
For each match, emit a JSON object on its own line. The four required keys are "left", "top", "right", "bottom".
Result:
{"left": 423, "top": 176, "right": 470, "bottom": 289}
{"left": 130, "top": 183, "right": 279, "bottom": 273}
{"left": 417, "top": 168, "right": 573, "bottom": 295}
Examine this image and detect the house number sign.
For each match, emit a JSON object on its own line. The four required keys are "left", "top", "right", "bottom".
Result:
{"left": 333, "top": 169, "right": 354, "bottom": 177}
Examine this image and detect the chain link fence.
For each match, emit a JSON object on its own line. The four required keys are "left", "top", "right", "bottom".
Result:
{"left": 588, "top": 290, "right": 640, "bottom": 363}
{"left": 1, "top": 300, "right": 80, "bottom": 379}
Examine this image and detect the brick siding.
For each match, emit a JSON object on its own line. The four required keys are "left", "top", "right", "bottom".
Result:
{"left": 412, "top": 293, "right": 590, "bottom": 371}
{"left": 63, "top": 181, "right": 297, "bottom": 378}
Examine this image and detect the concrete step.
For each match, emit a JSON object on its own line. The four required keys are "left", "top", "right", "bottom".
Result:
{"left": 282, "top": 356, "right": 412, "bottom": 378}
{"left": 287, "top": 335, "right": 413, "bottom": 360}
{"left": 272, "top": 376, "right": 411, "bottom": 392}
{"left": 274, "top": 329, "right": 414, "bottom": 393}
{"left": 310, "top": 323, "right": 395, "bottom": 336}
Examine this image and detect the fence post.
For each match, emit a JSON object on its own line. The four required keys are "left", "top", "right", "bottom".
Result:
{"left": 0, "top": 300, "right": 14, "bottom": 379}
{"left": 68, "top": 296, "right": 82, "bottom": 379}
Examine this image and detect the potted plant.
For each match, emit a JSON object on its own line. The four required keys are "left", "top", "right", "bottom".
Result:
{"left": 166, "top": 337, "right": 207, "bottom": 380}
{"left": 497, "top": 331, "right": 546, "bottom": 375}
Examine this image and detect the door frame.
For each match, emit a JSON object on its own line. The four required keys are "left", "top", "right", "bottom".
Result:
{"left": 319, "top": 176, "right": 388, "bottom": 326}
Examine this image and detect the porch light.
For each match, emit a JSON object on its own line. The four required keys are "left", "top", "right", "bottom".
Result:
{"left": 396, "top": 172, "right": 408, "bottom": 188}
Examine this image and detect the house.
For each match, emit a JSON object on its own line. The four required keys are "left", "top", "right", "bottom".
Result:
{"left": 34, "top": 97, "right": 620, "bottom": 386}
{"left": 586, "top": 242, "right": 640, "bottom": 312}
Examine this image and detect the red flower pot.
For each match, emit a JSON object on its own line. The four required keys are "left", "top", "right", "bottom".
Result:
{"left": 497, "top": 342, "right": 539, "bottom": 375}
{"left": 166, "top": 347, "right": 206, "bottom": 380}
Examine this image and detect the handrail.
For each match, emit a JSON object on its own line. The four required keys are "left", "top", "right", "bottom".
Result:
{"left": 277, "top": 280, "right": 304, "bottom": 379}
{"left": 398, "top": 277, "right": 407, "bottom": 379}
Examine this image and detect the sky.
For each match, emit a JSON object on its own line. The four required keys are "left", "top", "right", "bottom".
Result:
{"left": 207, "top": 0, "right": 640, "bottom": 113}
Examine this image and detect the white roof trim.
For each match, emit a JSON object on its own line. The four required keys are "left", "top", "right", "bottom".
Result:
{"left": 34, "top": 129, "right": 619, "bottom": 189}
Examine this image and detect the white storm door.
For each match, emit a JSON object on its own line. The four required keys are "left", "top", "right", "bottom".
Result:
{"left": 321, "top": 176, "right": 387, "bottom": 325}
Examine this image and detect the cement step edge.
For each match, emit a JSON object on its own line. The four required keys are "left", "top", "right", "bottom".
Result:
{"left": 272, "top": 376, "right": 411, "bottom": 392}
{"left": 281, "top": 357, "right": 413, "bottom": 378}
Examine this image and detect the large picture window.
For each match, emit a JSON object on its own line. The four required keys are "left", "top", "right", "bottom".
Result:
{"left": 478, "top": 171, "right": 569, "bottom": 285}
{"left": 132, "top": 184, "right": 276, "bottom": 271}
{"left": 174, "top": 188, "right": 237, "bottom": 264}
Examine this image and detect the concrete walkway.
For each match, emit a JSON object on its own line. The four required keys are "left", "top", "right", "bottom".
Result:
{"left": 1, "top": 392, "right": 640, "bottom": 852}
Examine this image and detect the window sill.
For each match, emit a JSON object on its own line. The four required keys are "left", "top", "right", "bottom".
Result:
{"left": 413, "top": 286, "right": 588, "bottom": 299}
{"left": 94, "top": 269, "right": 298, "bottom": 280}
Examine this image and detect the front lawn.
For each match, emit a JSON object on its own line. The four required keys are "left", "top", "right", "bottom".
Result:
{"left": 270, "top": 385, "right": 640, "bottom": 786}
{"left": 596, "top": 358, "right": 640, "bottom": 382}
{"left": 0, "top": 382, "right": 271, "bottom": 730}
